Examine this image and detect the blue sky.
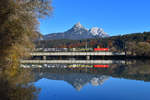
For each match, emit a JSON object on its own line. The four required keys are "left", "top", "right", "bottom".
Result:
{"left": 39, "top": 0, "right": 150, "bottom": 36}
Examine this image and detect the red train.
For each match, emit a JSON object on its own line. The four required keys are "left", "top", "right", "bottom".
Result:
{"left": 93, "top": 65, "right": 109, "bottom": 68}
{"left": 35, "top": 48, "right": 110, "bottom": 52}
{"left": 94, "top": 48, "right": 109, "bottom": 52}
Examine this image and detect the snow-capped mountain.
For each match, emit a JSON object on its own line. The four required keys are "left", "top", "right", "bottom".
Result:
{"left": 33, "top": 71, "right": 109, "bottom": 91}
{"left": 43, "top": 22, "right": 109, "bottom": 40}
{"left": 89, "top": 27, "right": 108, "bottom": 37}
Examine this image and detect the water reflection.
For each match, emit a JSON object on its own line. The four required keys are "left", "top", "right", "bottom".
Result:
{"left": 0, "top": 68, "right": 39, "bottom": 100}
{"left": 30, "top": 60, "right": 150, "bottom": 91}
{"left": 30, "top": 60, "right": 150, "bottom": 100}
{"left": 2, "top": 60, "right": 150, "bottom": 100}
{"left": 33, "top": 71, "right": 109, "bottom": 91}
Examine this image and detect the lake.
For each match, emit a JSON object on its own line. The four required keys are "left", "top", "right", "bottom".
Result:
{"left": 29, "top": 60, "right": 150, "bottom": 100}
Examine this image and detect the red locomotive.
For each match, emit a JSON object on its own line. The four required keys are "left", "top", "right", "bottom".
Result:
{"left": 94, "top": 48, "right": 109, "bottom": 51}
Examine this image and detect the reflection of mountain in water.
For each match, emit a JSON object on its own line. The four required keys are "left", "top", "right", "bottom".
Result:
{"left": 31, "top": 60, "right": 150, "bottom": 90}
{"left": 34, "top": 72, "right": 109, "bottom": 91}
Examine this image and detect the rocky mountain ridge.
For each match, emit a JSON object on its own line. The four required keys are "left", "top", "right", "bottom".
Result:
{"left": 43, "top": 22, "right": 109, "bottom": 40}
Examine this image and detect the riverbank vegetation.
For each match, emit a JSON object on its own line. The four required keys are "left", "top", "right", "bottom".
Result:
{"left": 0, "top": 0, "right": 52, "bottom": 69}
{"left": 0, "top": 0, "right": 53, "bottom": 99}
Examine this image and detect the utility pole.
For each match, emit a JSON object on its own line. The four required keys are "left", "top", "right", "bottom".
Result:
{"left": 85, "top": 40, "right": 88, "bottom": 49}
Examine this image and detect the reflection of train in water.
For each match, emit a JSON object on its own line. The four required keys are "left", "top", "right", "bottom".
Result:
{"left": 34, "top": 48, "right": 109, "bottom": 52}
{"left": 21, "top": 64, "right": 109, "bottom": 68}
{"left": 68, "top": 64, "right": 109, "bottom": 68}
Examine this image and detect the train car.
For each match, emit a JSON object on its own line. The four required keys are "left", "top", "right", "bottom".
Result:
{"left": 93, "top": 65, "right": 109, "bottom": 68}
{"left": 69, "top": 48, "right": 93, "bottom": 52}
{"left": 43, "top": 48, "right": 55, "bottom": 52}
{"left": 34, "top": 48, "right": 44, "bottom": 52}
{"left": 68, "top": 64, "right": 93, "bottom": 68}
{"left": 43, "top": 48, "right": 68, "bottom": 52}
{"left": 80, "top": 48, "right": 93, "bottom": 52}
{"left": 94, "top": 48, "right": 109, "bottom": 52}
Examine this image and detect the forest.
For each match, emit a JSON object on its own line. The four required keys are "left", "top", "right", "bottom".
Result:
{"left": 35, "top": 31, "right": 150, "bottom": 56}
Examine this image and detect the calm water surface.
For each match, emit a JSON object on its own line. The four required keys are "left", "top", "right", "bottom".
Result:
{"left": 31, "top": 60, "right": 150, "bottom": 100}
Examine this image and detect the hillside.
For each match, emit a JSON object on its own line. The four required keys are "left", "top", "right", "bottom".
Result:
{"left": 35, "top": 32, "right": 150, "bottom": 47}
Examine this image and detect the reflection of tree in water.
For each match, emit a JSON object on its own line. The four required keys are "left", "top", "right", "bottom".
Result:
{"left": 33, "top": 60, "right": 150, "bottom": 84}
{"left": 113, "top": 65, "right": 126, "bottom": 75}
{"left": 100, "top": 61, "right": 150, "bottom": 82}
{"left": 0, "top": 68, "right": 40, "bottom": 100}
{"left": 0, "top": 0, "right": 52, "bottom": 99}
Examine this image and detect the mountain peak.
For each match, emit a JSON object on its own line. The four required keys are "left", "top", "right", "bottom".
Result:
{"left": 89, "top": 27, "right": 106, "bottom": 36}
{"left": 73, "top": 22, "right": 83, "bottom": 29}
{"left": 43, "top": 22, "right": 109, "bottom": 40}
